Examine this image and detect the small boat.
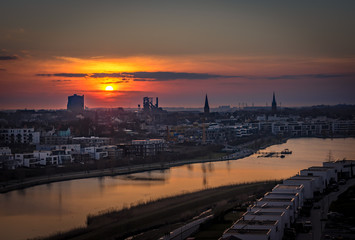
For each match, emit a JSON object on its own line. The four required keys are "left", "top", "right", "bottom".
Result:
{"left": 281, "top": 149, "right": 292, "bottom": 154}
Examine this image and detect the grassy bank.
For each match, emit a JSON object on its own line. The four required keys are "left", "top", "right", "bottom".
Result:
{"left": 36, "top": 181, "right": 279, "bottom": 240}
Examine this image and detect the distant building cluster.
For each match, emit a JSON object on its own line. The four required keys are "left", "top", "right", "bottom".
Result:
{"left": 220, "top": 159, "right": 355, "bottom": 240}
{"left": 1, "top": 92, "right": 355, "bottom": 170}
{"left": 0, "top": 137, "right": 168, "bottom": 169}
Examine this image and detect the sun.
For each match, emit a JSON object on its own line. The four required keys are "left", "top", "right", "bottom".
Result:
{"left": 105, "top": 86, "right": 114, "bottom": 91}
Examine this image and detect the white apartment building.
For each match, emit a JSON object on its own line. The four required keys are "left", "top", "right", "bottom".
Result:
{"left": 223, "top": 219, "right": 280, "bottom": 240}
{"left": 283, "top": 178, "right": 314, "bottom": 199}
{"left": 83, "top": 146, "right": 109, "bottom": 160}
{"left": 0, "top": 128, "right": 40, "bottom": 144}
{"left": 323, "top": 160, "right": 355, "bottom": 178}
{"left": 272, "top": 184, "right": 304, "bottom": 202}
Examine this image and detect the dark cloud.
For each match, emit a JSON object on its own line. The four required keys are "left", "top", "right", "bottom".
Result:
{"left": 91, "top": 73, "right": 123, "bottom": 78}
{"left": 37, "top": 73, "right": 88, "bottom": 77}
{"left": 100, "top": 80, "right": 129, "bottom": 84}
{"left": 265, "top": 73, "right": 355, "bottom": 80}
{"left": 36, "top": 71, "right": 355, "bottom": 83}
{"left": 0, "top": 55, "right": 18, "bottom": 60}
{"left": 36, "top": 71, "right": 236, "bottom": 80}
{"left": 54, "top": 73, "right": 87, "bottom": 77}
{"left": 133, "top": 78, "right": 153, "bottom": 82}
{"left": 127, "top": 71, "right": 234, "bottom": 81}
{"left": 52, "top": 79, "right": 71, "bottom": 82}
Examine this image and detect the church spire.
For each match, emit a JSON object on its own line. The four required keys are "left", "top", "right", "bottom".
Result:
{"left": 204, "top": 94, "right": 210, "bottom": 115}
{"left": 272, "top": 92, "right": 277, "bottom": 112}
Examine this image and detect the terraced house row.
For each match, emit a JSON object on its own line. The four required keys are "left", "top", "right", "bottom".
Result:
{"left": 220, "top": 160, "right": 355, "bottom": 240}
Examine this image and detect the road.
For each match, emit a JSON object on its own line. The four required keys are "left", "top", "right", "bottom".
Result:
{"left": 296, "top": 178, "right": 355, "bottom": 240}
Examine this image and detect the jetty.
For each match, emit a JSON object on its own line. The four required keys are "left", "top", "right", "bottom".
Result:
{"left": 257, "top": 149, "right": 292, "bottom": 158}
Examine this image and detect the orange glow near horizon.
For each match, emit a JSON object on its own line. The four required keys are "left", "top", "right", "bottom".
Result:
{"left": 1, "top": 54, "right": 355, "bottom": 109}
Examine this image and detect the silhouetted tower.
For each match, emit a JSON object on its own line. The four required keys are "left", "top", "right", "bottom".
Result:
{"left": 204, "top": 94, "right": 210, "bottom": 115}
{"left": 271, "top": 92, "right": 277, "bottom": 113}
{"left": 67, "top": 94, "right": 84, "bottom": 112}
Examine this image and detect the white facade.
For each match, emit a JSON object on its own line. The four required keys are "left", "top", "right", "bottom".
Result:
{"left": 264, "top": 192, "right": 301, "bottom": 217}
{"left": 83, "top": 147, "right": 108, "bottom": 160}
{"left": 272, "top": 184, "right": 304, "bottom": 207}
{"left": 33, "top": 151, "right": 51, "bottom": 165}
{"left": 283, "top": 178, "right": 314, "bottom": 199}
{"left": 0, "top": 128, "right": 40, "bottom": 144}
{"left": 72, "top": 136, "right": 111, "bottom": 147}
{"left": 254, "top": 199, "right": 293, "bottom": 228}
{"left": 323, "top": 160, "right": 355, "bottom": 178}
{"left": 55, "top": 144, "right": 81, "bottom": 154}
{"left": 225, "top": 219, "right": 280, "bottom": 240}
{"left": 0, "top": 149, "right": 17, "bottom": 169}
{"left": 290, "top": 175, "right": 324, "bottom": 193}
{"left": 131, "top": 139, "right": 167, "bottom": 156}
{"left": 0, "top": 147, "right": 11, "bottom": 155}
{"left": 221, "top": 160, "right": 355, "bottom": 240}
{"left": 243, "top": 211, "right": 286, "bottom": 236}
{"left": 48, "top": 150, "right": 73, "bottom": 165}
{"left": 307, "top": 166, "right": 337, "bottom": 183}
{"left": 248, "top": 205, "right": 292, "bottom": 229}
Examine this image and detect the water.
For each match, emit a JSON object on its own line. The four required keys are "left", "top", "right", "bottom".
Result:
{"left": 1, "top": 138, "right": 355, "bottom": 240}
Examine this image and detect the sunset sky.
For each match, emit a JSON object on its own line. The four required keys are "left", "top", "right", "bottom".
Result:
{"left": 1, "top": 0, "right": 355, "bottom": 109}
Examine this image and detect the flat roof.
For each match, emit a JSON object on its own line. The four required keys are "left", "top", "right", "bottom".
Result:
{"left": 235, "top": 219, "right": 278, "bottom": 226}
{"left": 258, "top": 198, "right": 294, "bottom": 202}
{"left": 265, "top": 192, "right": 298, "bottom": 197}
{"left": 288, "top": 176, "right": 319, "bottom": 180}
{"left": 274, "top": 184, "right": 303, "bottom": 190}
{"left": 303, "top": 168, "right": 330, "bottom": 172}
{"left": 225, "top": 228, "right": 271, "bottom": 235}
{"left": 245, "top": 211, "right": 284, "bottom": 216}
{"left": 252, "top": 205, "right": 290, "bottom": 210}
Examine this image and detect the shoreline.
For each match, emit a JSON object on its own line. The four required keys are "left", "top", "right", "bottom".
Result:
{"left": 0, "top": 150, "right": 255, "bottom": 194}
{"left": 0, "top": 135, "right": 293, "bottom": 193}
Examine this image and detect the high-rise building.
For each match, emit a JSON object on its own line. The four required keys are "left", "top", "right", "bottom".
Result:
{"left": 67, "top": 94, "right": 84, "bottom": 112}
{"left": 204, "top": 94, "right": 210, "bottom": 115}
{"left": 271, "top": 92, "right": 277, "bottom": 113}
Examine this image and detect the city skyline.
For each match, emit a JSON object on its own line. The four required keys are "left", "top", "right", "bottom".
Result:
{"left": 1, "top": 0, "right": 355, "bottom": 109}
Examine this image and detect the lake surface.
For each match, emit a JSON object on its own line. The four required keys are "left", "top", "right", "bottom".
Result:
{"left": 1, "top": 138, "right": 355, "bottom": 240}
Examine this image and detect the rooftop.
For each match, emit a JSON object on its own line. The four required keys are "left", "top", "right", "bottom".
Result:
{"left": 265, "top": 192, "right": 298, "bottom": 197}
{"left": 258, "top": 197, "right": 294, "bottom": 202}
{"left": 234, "top": 219, "right": 278, "bottom": 226}
{"left": 251, "top": 204, "right": 290, "bottom": 210}
{"left": 306, "top": 167, "right": 333, "bottom": 171}
{"left": 245, "top": 211, "right": 284, "bottom": 216}
{"left": 288, "top": 176, "right": 319, "bottom": 180}
{"left": 273, "top": 184, "right": 303, "bottom": 190}
{"left": 225, "top": 228, "right": 271, "bottom": 235}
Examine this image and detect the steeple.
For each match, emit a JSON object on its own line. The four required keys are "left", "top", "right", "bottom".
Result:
{"left": 204, "top": 94, "right": 210, "bottom": 115}
{"left": 272, "top": 92, "right": 277, "bottom": 113}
